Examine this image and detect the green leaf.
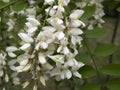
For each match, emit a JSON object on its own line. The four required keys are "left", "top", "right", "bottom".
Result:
{"left": 106, "top": 78, "right": 120, "bottom": 90}
{"left": 108, "top": 1, "right": 119, "bottom": 10}
{"left": 79, "top": 65, "right": 96, "bottom": 78}
{"left": 100, "top": 64, "right": 120, "bottom": 76}
{"left": 94, "top": 43, "right": 117, "bottom": 57}
{"left": 12, "top": 1, "right": 27, "bottom": 11}
{"left": 81, "top": 6, "right": 95, "bottom": 20}
{"left": 85, "top": 27, "right": 106, "bottom": 38}
{"left": 117, "top": 7, "right": 120, "bottom": 12}
{"left": 75, "top": 53, "right": 91, "bottom": 64}
{"left": 81, "top": 83, "right": 101, "bottom": 90}
{"left": 16, "top": 16, "right": 27, "bottom": 29}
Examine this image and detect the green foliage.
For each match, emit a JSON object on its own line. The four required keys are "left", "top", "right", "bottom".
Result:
{"left": 94, "top": 43, "right": 117, "bottom": 57}
{"left": 75, "top": 52, "right": 91, "bottom": 64}
{"left": 12, "top": 1, "right": 28, "bottom": 11}
{"left": 79, "top": 65, "right": 96, "bottom": 78}
{"left": 80, "top": 83, "right": 101, "bottom": 90}
{"left": 100, "top": 64, "right": 120, "bottom": 76}
{"left": 81, "top": 6, "right": 95, "bottom": 20}
{"left": 106, "top": 78, "right": 120, "bottom": 90}
{"left": 16, "top": 16, "right": 27, "bottom": 29}
{"left": 85, "top": 27, "right": 106, "bottom": 38}
{"left": 117, "top": 7, "right": 120, "bottom": 12}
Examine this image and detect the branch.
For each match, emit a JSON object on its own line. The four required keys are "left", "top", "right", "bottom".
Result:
{"left": 0, "top": 0, "right": 18, "bottom": 10}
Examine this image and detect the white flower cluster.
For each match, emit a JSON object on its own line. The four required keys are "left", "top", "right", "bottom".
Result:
{"left": 0, "top": 51, "right": 21, "bottom": 86}
{"left": 5, "top": 0, "right": 85, "bottom": 88}
{"left": 0, "top": 0, "right": 105, "bottom": 89}
{"left": 76, "top": 0, "right": 105, "bottom": 30}
{"left": 0, "top": 52, "right": 6, "bottom": 77}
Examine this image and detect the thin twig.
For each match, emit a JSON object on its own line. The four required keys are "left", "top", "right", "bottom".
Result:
{"left": 83, "top": 35, "right": 101, "bottom": 82}
{"left": 108, "top": 13, "right": 120, "bottom": 64}
{"left": 106, "top": 13, "right": 120, "bottom": 84}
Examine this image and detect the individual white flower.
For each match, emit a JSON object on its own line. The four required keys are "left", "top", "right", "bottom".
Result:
{"left": 36, "top": 30, "right": 54, "bottom": 50}
{"left": 25, "top": 17, "right": 40, "bottom": 35}
{"left": 69, "top": 10, "right": 84, "bottom": 19}
{"left": 70, "top": 19, "right": 85, "bottom": 27}
{"left": 48, "top": 55, "right": 65, "bottom": 64}
{"left": 71, "top": 36, "right": 83, "bottom": 46}
{"left": 57, "top": 45, "right": 69, "bottom": 55}
{"left": 9, "top": 54, "right": 30, "bottom": 72}
{"left": 53, "top": 31, "right": 65, "bottom": 40}
{"left": 6, "top": 46, "right": 18, "bottom": 58}
{"left": 26, "top": 17, "right": 40, "bottom": 27}
{"left": 47, "top": 17, "right": 65, "bottom": 30}
{"left": 68, "top": 28, "right": 83, "bottom": 36}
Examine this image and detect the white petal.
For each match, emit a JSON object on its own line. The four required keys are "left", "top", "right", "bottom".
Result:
{"left": 22, "top": 81, "right": 30, "bottom": 88}
{"left": 61, "top": 72, "right": 65, "bottom": 79}
{"left": 33, "top": 84, "right": 38, "bottom": 90}
{"left": 66, "top": 59, "right": 74, "bottom": 66}
{"left": 6, "top": 46, "right": 18, "bottom": 52}
{"left": 70, "top": 10, "right": 84, "bottom": 19}
{"left": 18, "top": 33, "right": 34, "bottom": 43}
{"left": 8, "top": 52, "right": 16, "bottom": 58}
{"left": 66, "top": 70, "right": 72, "bottom": 79}
{"left": 19, "top": 59, "right": 28, "bottom": 66}
{"left": 48, "top": 55, "right": 64, "bottom": 63}
{"left": 63, "top": 46, "right": 69, "bottom": 54}
{"left": 10, "top": 66, "right": 16, "bottom": 71}
{"left": 71, "top": 20, "right": 85, "bottom": 27}
{"left": 27, "top": 17, "right": 40, "bottom": 26}
{"left": 42, "top": 26, "right": 56, "bottom": 32}
{"left": 0, "top": 70, "right": 4, "bottom": 77}
{"left": 8, "top": 59, "right": 17, "bottom": 65}
{"left": 44, "top": 0, "right": 54, "bottom": 5}
{"left": 41, "top": 42, "right": 48, "bottom": 49}
{"left": 5, "top": 74, "right": 9, "bottom": 82}
{"left": 2, "top": 0, "right": 10, "bottom": 3}
{"left": 73, "top": 72, "right": 81, "bottom": 78}
{"left": 68, "top": 28, "right": 83, "bottom": 35}
{"left": 55, "top": 31, "right": 65, "bottom": 40}
{"left": 50, "top": 68, "right": 61, "bottom": 76}
{"left": 40, "top": 76, "right": 46, "bottom": 86}
{"left": 28, "top": 27, "right": 37, "bottom": 34}
{"left": 22, "top": 64, "right": 31, "bottom": 72}
{"left": 57, "top": 46, "right": 62, "bottom": 53}
{"left": 20, "top": 43, "right": 31, "bottom": 51}
{"left": 15, "top": 66, "right": 25, "bottom": 72}
{"left": 38, "top": 53, "right": 46, "bottom": 64}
